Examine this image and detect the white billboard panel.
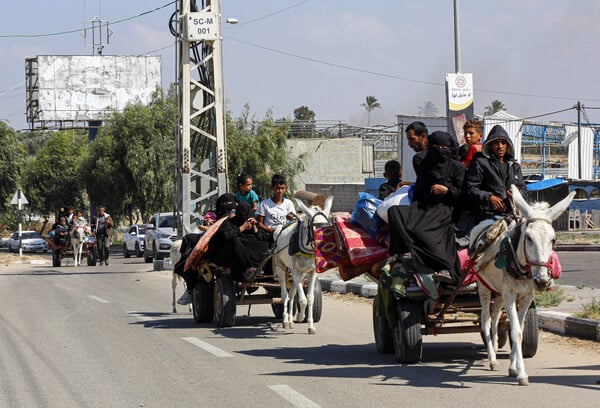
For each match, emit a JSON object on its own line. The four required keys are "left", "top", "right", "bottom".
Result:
{"left": 26, "top": 55, "right": 161, "bottom": 122}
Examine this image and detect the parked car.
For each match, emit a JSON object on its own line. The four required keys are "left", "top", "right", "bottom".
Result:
{"left": 143, "top": 212, "right": 178, "bottom": 263}
{"left": 7, "top": 231, "right": 48, "bottom": 253}
{"left": 122, "top": 224, "right": 146, "bottom": 258}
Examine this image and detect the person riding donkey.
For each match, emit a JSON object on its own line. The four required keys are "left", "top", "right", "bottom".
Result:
{"left": 54, "top": 217, "right": 70, "bottom": 247}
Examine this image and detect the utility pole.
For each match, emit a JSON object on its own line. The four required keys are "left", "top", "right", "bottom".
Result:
{"left": 177, "top": 0, "right": 228, "bottom": 234}
{"left": 453, "top": 0, "right": 461, "bottom": 73}
{"left": 577, "top": 101, "right": 582, "bottom": 179}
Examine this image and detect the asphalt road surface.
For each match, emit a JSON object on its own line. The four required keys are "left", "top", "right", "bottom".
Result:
{"left": 555, "top": 251, "right": 600, "bottom": 288}
{"left": 0, "top": 252, "right": 599, "bottom": 407}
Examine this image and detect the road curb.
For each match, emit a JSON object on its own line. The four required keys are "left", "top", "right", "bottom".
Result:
{"left": 555, "top": 244, "right": 600, "bottom": 251}
{"left": 319, "top": 277, "right": 600, "bottom": 342}
{"left": 537, "top": 311, "right": 600, "bottom": 341}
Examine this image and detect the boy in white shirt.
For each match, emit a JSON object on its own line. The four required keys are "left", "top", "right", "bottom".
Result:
{"left": 257, "top": 174, "right": 296, "bottom": 234}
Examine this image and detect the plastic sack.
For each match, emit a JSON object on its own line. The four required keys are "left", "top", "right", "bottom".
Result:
{"left": 351, "top": 192, "right": 383, "bottom": 236}
{"left": 376, "top": 185, "right": 412, "bottom": 223}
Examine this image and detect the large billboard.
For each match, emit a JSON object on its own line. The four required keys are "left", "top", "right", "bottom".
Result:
{"left": 445, "top": 73, "right": 474, "bottom": 145}
{"left": 26, "top": 55, "right": 161, "bottom": 123}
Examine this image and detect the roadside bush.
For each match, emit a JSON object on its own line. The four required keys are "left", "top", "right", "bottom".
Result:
{"left": 574, "top": 298, "right": 600, "bottom": 321}
{"left": 534, "top": 285, "right": 566, "bottom": 307}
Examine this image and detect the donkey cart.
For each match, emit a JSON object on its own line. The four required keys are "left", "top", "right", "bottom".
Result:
{"left": 190, "top": 260, "right": 323, "bottom": 328}
{"left": 371, "top": 269, "right": 538, "bottom": 364}
{"left": 46, "top": 236, "right": 98, "bottom": 267}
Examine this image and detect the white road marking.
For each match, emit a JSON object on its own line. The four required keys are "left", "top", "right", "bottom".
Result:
{"left": 86, "top": 295, "right": 111, "bottom": 304}
{"left": 53, "top": 283, "right": 73, "bottom": 291}
{"left": 181, "top": 337, "right": 234, "bottom": 358}
{"left": 268, "top": 384, "right": 321, "bottom": 408}
{"left": 126, "top": 311, "right": 155, "bottom": 321}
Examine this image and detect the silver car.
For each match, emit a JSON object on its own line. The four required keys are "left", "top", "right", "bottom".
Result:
{"left": 7, "top": 231, "right": 48, "bottom": 253}
{"left": 122, "top": 224, "right": 146, "bottom": 258}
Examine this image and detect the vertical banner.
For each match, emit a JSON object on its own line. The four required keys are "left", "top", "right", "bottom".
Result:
{"left": 445, "top": 73, "right": 474, "bottom": 145}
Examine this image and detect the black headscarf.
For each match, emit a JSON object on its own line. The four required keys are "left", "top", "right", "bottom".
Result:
{"left": 423, "top": 131, "right": 456, "bottom": 183}
{"left": 231, "top": 202, "right": 251, "bottom": 227}
{"left": 216, "top": 193, "right": 238, "bottom": 218}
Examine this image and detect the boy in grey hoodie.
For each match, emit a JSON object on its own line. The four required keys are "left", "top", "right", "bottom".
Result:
{"left": 466, "top": 124, "right": 526, "bottom": 223}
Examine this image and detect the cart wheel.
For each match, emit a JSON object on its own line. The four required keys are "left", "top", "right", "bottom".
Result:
{"left": 271, "top": 303, "right": 284, "bottom": 319}
{"left": 192, "top": 278, "right": 214, "bottom": 323}
{"left": 295, "top": 279, "right": 324, "bottom": 323}
{"left": 373, "top": 295, "right": 394, "bottom": 353}
{"left": 497, "top": 328, "right": 509, "bottom": 349}
{"left": 52, "top": 249, "right": 61, "bottom": 267}
{"left": 480, "top": 327, "right": 509, "bottom": 349}
{"left": 135, "top": 243, "right": 143, "bottom": 257}
{"left": 392, "top": 300, "right": 423, "bottom": 364}
{"left": 521, "top": 304, "right": 538, "bottom": 358}
{"left": 123, "top": 243, "right": 130, "bottom": 258}
{"left": 87, "top": 249, "right": 97, "bottom": 266}
{"left": 213, "top": 276, "right": 236, "bottom": 327}
{"left": 144, "top": 246, "right": 153, "bottom": 263}
{"left": 155, "top": 244, "right": 164, "bottom": 261}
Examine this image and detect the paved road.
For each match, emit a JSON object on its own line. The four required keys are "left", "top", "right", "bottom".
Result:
{"left": 1, "top": 254, "right": 599, "bottom": 407}
{"left": 556, "top": 251, "right": 600, "bottom": 288}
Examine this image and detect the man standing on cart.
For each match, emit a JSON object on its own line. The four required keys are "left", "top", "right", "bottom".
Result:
{"left": 91, "top": 206, "right": 113, "bottom": 266}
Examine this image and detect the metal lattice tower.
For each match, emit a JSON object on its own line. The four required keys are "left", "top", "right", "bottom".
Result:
{"left": 176, "top": 0, "right": 228, "bottom": 234}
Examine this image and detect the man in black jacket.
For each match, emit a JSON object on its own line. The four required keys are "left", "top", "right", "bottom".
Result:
{"left": 466, "top": 124, "right": 526, "bottom": 223}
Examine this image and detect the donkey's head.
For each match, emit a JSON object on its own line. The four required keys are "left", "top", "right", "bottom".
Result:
{"left": 511, "top": 185, "right": 575, "bottom": 290}
{"left": 295, "top": 196, "right": 334, "bottom": 228}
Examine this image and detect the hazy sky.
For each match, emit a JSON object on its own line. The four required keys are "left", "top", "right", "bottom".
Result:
{"left": 1, "top": 0, "right": 600, "bottom": 131}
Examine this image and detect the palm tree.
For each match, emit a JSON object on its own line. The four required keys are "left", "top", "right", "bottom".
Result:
{"left": 484, "top": 99, "right": 506, "bottom": 116}
{"left": 418, "top": 101, "right": 438, "bottom": 116}
{"left": 361, "top": 96, "right": 381, "bottom": 126}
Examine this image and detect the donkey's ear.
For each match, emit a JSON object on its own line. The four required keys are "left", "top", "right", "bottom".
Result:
{"left": 323, "top": 196, "right": 334, "bottom": 214}
{"left": 510, "top": 185, "right": 531, "bottom": 217}
{"left": 295, "top": 198, "right": 311, "bottom": 216}
{"left": 547, "top": 191, "right": 576, "bottom": 221}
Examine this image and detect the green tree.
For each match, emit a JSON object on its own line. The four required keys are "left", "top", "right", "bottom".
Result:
{"left": 22, "top": 130, "right": 89, "bottom": 217}
{"left": 17, "top": 129, "right": 52, "bottom": 156}
{"left": 0, "top": 121, "right": 27, "bottom": 227}
{"left": 290, "top": 105, "right": 316, "bottom": 138}
{"left": 83, "top": 90, "right": 177, "bottom": 223}
{"left": 361, "top": 96, "right": 381, "bottom": 126}
{"left": 418, "top": 101, "right": 438, "bottom": 116}
{"left": 227, "top": 105, "right": 306, "bottom": 199}
{"left": 484, "top": 99, "right": 506, "bottom": 116}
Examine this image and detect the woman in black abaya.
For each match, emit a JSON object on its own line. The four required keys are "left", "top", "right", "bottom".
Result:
{"left": 207, "top": 201, "right": 271, "bottom": 282}
{"left": 389, "top": 131, "right": 465, "bottom": 283}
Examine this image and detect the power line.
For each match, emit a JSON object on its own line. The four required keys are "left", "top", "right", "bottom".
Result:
{"left": 0, "top": 1, "right": 176, "bottom": 38}
{"left": 226, "top": 36, "right": 441, "bottom": 87}
{"left": 223, "top": 0, "right": 311, "bottom": 30}
{"left": 227, "top": 36, "right": 600, "bottom": 104}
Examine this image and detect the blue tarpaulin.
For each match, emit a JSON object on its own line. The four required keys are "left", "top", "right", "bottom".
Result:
{"left": 525, "top": 178, "right": 566, "bottom": 191}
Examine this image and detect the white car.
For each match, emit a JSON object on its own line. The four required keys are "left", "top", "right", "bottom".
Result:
{"left": 7, "top": 231, "right": 48, "bottom": 253}
{"left": 143, "top": 212, "right": 178, "bottom": 263}
{"left": 122, "top": 224, "right": 146, "bottom": 258}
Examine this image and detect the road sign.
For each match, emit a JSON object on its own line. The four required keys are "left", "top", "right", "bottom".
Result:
{"left": 10, "top": 189, "right": 28, "bottom": 205}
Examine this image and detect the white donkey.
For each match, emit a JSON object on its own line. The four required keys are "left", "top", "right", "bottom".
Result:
{"left": 471, "top": 185, "right": 574, "bottom": 386}
{"left": 273, "top": 196, "right": 333, "bottom": 334}
{"left": 71, "top": 224, "right": 88, "bottom": 266}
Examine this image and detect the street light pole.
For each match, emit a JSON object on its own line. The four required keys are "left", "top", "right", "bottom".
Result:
{"left": 453, "top": 0, "right": 462, "bottom": 73}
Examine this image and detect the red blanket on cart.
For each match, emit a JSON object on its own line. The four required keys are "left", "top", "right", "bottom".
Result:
{"left": 333, "top": 213, "right": 388, "bottom": 267}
